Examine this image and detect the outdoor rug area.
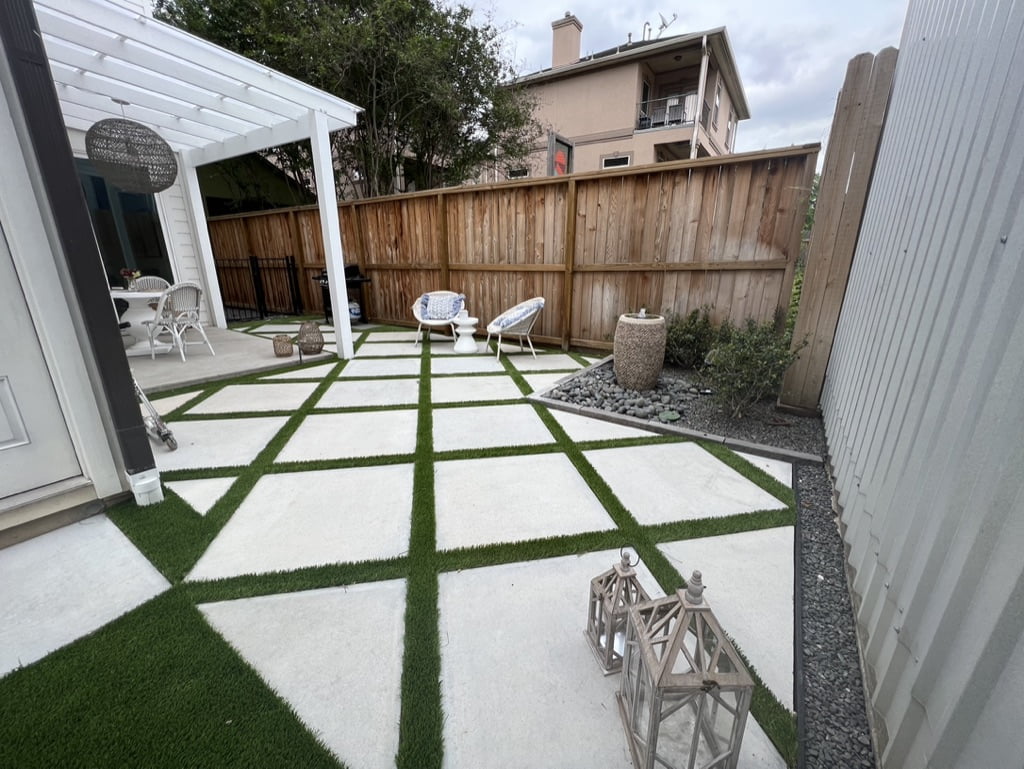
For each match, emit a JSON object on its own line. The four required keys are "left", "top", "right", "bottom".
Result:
{"left": 0, "top": 324, "right": 801, "bottom": 769}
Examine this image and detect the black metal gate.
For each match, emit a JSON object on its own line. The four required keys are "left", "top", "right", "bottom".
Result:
{"left": 215, "top": 254, "right": 303, "bottom": 322}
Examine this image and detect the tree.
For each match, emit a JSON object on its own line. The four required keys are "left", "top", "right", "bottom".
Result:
{"left": 154, "top": 0, "right": 539, "bottom": 198}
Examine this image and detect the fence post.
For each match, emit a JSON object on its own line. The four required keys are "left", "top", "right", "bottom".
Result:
{"left": 778, "top": 48, "right": 898, "bottom": 413}
{"left": 286, "top": 254, "right": 303, "bottom": 315}
{"left": 561, "top": 178, "right": 578, "bottom": 350}
{"left": 249, "top": 254, "right": 267, "bottom": 319}
{"left": 437, "top": 191, "right": 450, "bottom": 289}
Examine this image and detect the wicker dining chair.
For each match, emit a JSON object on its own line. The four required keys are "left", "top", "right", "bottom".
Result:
{"left": 128, "top": 275, "right": 171, "bottom": 292}
{"left": 142, "top": 281, "right": 215, "bottom": 361}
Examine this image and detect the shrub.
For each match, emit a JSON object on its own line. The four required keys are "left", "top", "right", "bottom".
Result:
{"left": 664, "top": 307, "right": 716, "bottom": 369}
{"left": 703, "top": 316, "right": 807, "bottom": 418}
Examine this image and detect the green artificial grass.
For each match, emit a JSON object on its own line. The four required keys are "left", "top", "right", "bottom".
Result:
{"left": 2, "top": 330, "right": 802, "bottom": 767}
{"left": 0, "top": 592, "right": 344, "bottom": 769}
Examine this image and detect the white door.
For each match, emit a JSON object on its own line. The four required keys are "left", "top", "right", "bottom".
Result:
{"left": 0, "top": 224, "right": 81, "bottom": 500}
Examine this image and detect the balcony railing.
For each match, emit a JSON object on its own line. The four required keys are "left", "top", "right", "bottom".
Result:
{"left": 637, "top": 93, "right": 698, "bottom": 131}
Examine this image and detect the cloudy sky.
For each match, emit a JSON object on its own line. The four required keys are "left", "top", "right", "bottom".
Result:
{"left": 469, "top": 0, "right": 908, "bottom": 155}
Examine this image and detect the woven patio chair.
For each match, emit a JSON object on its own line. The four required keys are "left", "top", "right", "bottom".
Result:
{"left": 485, "top": 297, "right": 545, "bottom": 361}
{"left": 412, "top": 290, "right": 465, "bottom": 346}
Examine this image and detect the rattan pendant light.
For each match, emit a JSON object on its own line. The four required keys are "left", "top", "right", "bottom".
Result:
{"left": 86, "top": 99, "right": 178, "bottom": 194}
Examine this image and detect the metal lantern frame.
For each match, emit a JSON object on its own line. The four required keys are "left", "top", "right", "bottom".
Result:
{"left": 617, "top": 572, "right": 754, "bottom": 769}
{"left": 586, "top": 549, "right": 652, "bottom": 674}
{"left": 85, "top": 117, "right": 178, "bottom": 194}
{"left": 297, "top": 321, "right": 324, "bottom": 354}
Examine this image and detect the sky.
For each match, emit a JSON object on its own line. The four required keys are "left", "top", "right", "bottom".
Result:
{"left": 468, "top": 0, "right": 908, "bottom": 156}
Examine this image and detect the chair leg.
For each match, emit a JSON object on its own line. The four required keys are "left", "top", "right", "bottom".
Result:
{"left": 195, "top": 324, "right": 215, "bottom": 357}
{"left": 173, "top": 326, "right": 186, "bottom": 362}
{"left": 495, "top": 333, "right": 503, "bottom": 361}
{"left": 526, "top": 335, "right": 536, "bottom": 358}
{"left": 414, "top": 322, "right": 423, "bottom": 346}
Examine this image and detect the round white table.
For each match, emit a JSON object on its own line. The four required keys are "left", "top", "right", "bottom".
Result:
{"left": 453, "top": 315, "right": 480, "bottom": 353}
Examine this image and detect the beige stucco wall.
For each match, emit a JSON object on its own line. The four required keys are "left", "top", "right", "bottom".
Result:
{"left": 531, "top": 64, "right": 641, "bottom": 145}
{"left": 521, "top": 57, "right": 737, "bottom": 176}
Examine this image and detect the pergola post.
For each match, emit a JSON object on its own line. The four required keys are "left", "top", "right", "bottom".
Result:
{"left": 180, "top": 160, "right": 227, "bottom": 328}
{"left": 309, "top": 108, "right": 354, "bottom": 359}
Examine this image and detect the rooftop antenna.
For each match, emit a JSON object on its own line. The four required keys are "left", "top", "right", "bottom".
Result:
{"left": 655, "top": 12, "right": 677, "bottom": 38}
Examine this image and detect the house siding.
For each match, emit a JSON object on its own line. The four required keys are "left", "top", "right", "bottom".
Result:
{"left": 820, "top": 1, "right": 1024, "bottom": 767}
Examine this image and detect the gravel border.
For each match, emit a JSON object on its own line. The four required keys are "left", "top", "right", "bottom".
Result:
{"left": 534, "top": 359, "right": 876, "bottom": 769}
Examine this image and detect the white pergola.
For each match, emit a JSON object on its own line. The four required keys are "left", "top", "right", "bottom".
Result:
{"left": 34, "top": 0, "right": 362, "bottom": 357}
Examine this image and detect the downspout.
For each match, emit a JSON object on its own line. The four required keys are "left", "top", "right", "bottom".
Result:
{"left": 691, "top": 35, "right": 709, "bottom": 159}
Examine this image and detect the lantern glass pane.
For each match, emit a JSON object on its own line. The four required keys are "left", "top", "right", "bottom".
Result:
{"left": 655, "top": 690, "right": 741, "bottom": 769}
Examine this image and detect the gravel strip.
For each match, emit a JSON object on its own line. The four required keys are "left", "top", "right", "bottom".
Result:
{"left": 544, "top": 360, "right": 876, "bottom": 769}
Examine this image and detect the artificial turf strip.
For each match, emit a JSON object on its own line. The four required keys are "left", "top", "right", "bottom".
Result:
{"left": 99, "top": 343, "right": 801, "bottom": 766}
{"left": 0, "top": 591, "right": 345, "bottom": 769}
{"left": 395, "top": 346, "right": 443, "bottom": 769}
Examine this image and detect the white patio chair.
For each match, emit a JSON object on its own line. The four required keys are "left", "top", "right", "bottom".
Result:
{"left": 128, "top": 275, "right": 171, "bottom": 292}
{"left": 412, "top": 290, "right": 465, "bottom": 346}
{"left": 485, "top": 297, "right": 545, "bottom": 361}
{"left": 142, "top": 281, "right": 215, "bottom": 362}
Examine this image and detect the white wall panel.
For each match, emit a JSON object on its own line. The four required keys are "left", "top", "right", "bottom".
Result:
{"left": 821, "top": 1, "right": 1024, "bottom": 767}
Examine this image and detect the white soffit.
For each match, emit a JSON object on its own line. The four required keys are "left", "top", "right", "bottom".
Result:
{"left": 34, "top": 0, "right": 361, "bottom": 166}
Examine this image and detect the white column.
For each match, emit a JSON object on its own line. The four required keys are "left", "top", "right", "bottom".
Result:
{"left": 309, "top": 108, "right": 355, "bottom": 358}
{"left": 180, "top": 162, "right": 227, "bottom": 328}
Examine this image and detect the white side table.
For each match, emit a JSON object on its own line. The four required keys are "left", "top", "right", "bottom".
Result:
{"left": 453, "top": 315, "right": 480, "bottom": 354}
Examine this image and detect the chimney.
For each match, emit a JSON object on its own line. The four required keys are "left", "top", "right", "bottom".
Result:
{"left": 551, "top": 13, "right": 582, "bottom": 68}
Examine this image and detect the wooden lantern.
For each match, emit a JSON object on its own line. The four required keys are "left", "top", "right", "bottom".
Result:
{"left": 617, "top": 571, "right": 754, "bottom": 769}
{"left": 586, "top": 549, "right": 652, "bottom": 674}
{"left": 297, "top": 321, "right": 324, "bottom": 354}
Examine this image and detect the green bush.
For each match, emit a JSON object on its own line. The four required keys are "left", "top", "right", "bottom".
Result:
{"left": 664, "top": 307, "right": 717, "bottom": 369}
{"left": 703, "top": 316, "right": 807, "bottom": 418}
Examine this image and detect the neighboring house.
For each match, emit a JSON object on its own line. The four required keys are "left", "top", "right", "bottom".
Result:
{"left": 509, "top": 14, "right": 749, "bottom": 178}
{"left": 0, "top": 0, "right": 360, "bottom": 541}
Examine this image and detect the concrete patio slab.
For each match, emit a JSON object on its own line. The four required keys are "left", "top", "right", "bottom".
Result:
{"left": 522, "top": 372, "right": 574, "bottom": 393}
{"left": 338, "top": 358, "right": 422, "bottom": 378}
{"left": 432, "top": 404, "right": 555, "bottom": 452}
{"left": 186, "top": 464, "right": 414, "bottom": 581}
{"left": 659, "top": 526, "right": 795, "bottom": 710}
{"left": 550, "top": 409, "right": 659, "bottom": 442}
{"left": 355, "top": 341, "right": 423, "bottom": 357}
{"left": 438, "top": 551, "right": 786, "bottom": 769}
{"left": 130, "top": 327, "right": 334, "bottom": 393}
{"left": 199, "top": 579, "right": 405, "bottom": 769}
{"left": 366, "top": 330, "right": 443, "bottom": 343}
{"left": 154, "top": 416, "right": 288, "bottom": 471}
{"left": 184, "top": 382, "right": 319, "bottom": 414}
{"left": 431, "top": 356, "right": 504, "bottom": 374}
{"left": 164, "top": 477, "right": 237, "bottom": 516}
{"left": 276, "top": 409, "right": 419, "bottom": 462}
{"left": 316, "top": 378, "right": 421, "bottom": 408}
{"left": 584, "top": 443, "right": 788, "bottom": 524}
{"left": 434, "top": 453, "right": 616, "bottom": 551}
{"left": 507, "top": 353, "right": 584, "bottom": 371}
{"left": 0, "top": 515, "right": 169, "bottom": 678}
{"left": 735, "top": 452, "right": 794, "bottom": 488}
{"left": 148, "top": 391, "right": 203, "bottom": 414}
{"left": 260, "top": 362, "right": 338, "bottom": 380}
{"left": 431, "top": 375, "right": 523, "bottom": 403}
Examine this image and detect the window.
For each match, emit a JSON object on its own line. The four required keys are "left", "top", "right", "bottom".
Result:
{"left": 601, "top": 155, "right": 631, "bottom": 169}
{"left": 714, "top": 82, "right": 723, "bottom": 128}
{"left": 726, "top": 109, "right": 737, "bottom": 151}
{"left": 507, "top": 168, "right": 528, "bottom": 179}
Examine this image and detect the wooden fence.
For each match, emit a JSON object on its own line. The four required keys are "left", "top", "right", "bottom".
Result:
{"left": 207, "top": 146, "right": 818, "bottom": 350}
